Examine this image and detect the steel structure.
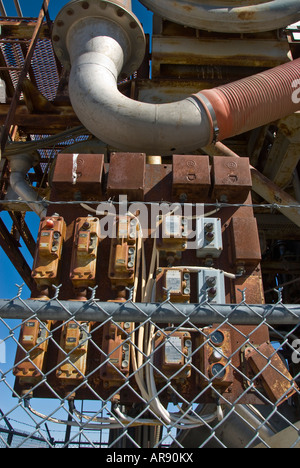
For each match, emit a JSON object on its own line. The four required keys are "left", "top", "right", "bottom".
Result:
{"left": 0, "top": 0, "right": 300, "bottom": 449}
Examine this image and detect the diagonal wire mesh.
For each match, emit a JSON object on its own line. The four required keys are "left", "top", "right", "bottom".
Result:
{"left": 1, "top": 284, "right": 300, "bottom": 449}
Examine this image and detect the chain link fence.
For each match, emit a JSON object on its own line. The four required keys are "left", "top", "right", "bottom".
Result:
{"left": 1, "top": 285, "right": 300, "bottom": 449}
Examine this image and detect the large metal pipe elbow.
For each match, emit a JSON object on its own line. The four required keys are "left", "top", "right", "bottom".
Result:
{"left": 53, "top": 0, "right": 300, "bottom": 155}
{"left": 139, "top": 0, "right": 300, "bottom": 33}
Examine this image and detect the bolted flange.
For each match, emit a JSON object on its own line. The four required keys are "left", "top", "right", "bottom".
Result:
{"left": 52, "top": 0, "right": 146, "bottom": 77}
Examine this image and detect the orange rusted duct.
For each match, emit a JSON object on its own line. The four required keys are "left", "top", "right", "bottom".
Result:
{"left": 198, "top": 58, "right": 300, "bottom": 142}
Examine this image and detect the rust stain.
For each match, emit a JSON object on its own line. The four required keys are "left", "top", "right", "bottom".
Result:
{"left": 237, "top": 11, "right": 256, "bottom": 21}
{"left": 182, "top": 5, "right": 193, "bottom": 12}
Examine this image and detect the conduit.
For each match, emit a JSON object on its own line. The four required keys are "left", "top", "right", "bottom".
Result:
{"left": 53, "top": 0, "right": 300, "bottom": 155}
{"left": 8, "top": 153, "right": 47, "bottom": 218}
{"left": 139, "top": 0, "right": 300, "bottom": 34}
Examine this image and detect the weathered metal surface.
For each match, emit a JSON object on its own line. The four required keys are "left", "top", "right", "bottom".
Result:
{"left": 107, "top": 152, "right": 146, "bottom": 201}
{"left": 212, "top": 156, "right": 252, "bottom": 203}
{"left": 229, "top": 217, "right": 262, "bottom": 266}
{"left": 51, "top": 153, "right": 105, "bottom": 200}
{"left": 262, "top": 114, "right": 300, "bottom": 188}
{"left": 172, "top": 154, "right": 211, "bottom": 201}
{"left": 0, "top": 104, "right": 81, "bottom": 134}
{"left": 152, "top": 36, "right": 290, "bottom": 78}
{"left": 245, "top": 341, "right": 297, "bottom": 404}
{"left": 0, "top": 19, "right": 51, "bottom": 39}
{"left": 205, "top": 142, "right": 300, "bottom": 228}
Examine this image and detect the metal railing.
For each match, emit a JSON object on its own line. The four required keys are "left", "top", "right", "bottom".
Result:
{"left": 1, "top": 285, "right": 300, "bottom": 449}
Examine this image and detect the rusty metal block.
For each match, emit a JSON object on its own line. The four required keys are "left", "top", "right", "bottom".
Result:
{"left": 155, "top": 268, "right": 191, "bottom": 303}
{"left": 99, "top": 322, "right": 132, "bottom": 388}
{"left": 245, "top": 342, "right": 297, "bottom": 405}
{"left": 51, "top": 153, "right": 104, "bottom": 199}
{"left": 153, "top": 331, "right": 192, "bottom": 381}
{"left": 13, "top": 320, "right": 51, "bottom": 385}
{"left": 229, "top": 217, "right": 261, "bottom": 266}
{"left": 212, "top": 156, "right": 252, "bottom": 203}
{"left": 107, "top": 152, "right": 146, "bottom": 201}
{"left": 32, "top": 216, "right": 66, "bottom": 287}
{"left": 108, "top": 216, "right": 138, "bottom": 289}
{"left": 172, "top": 154, "right": 211, "bottom": 200}
{"left": 56, "top": 321, "right": 90, "bottom": 386}
{"left": 70, "top": 217, "right": 101, "bottom": 289}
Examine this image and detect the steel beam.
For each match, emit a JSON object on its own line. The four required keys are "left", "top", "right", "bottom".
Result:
{"left": 0, "top": 218, "right": 34, "bottom": 290}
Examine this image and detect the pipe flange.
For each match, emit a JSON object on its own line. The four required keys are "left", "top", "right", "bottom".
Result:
{"left": 52, "top": 0, "right": 146, "bottom": 77}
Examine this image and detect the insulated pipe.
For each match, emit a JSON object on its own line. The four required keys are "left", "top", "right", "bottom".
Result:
{"left": 200, "top": 63, "right": 300, "bottom": 142}
{"left": 9, "top": 153, "right": 47, "bottom": 218}
{"left": 139, "top": 0, "right": 300, "bottom": 33}
{"left": 53, "top": 0, "right": 300, "bottom": 155}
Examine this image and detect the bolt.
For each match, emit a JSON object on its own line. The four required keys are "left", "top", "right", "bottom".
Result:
{"left": 205, "top": 223, "right": 214, "bottom": 232}
{"left": 82, "top": 222, "right": 90, "bottom": 231}
{"left": 206, "top": 276, "right": 216, "bottom": 287}
{"left": 205, "top": 232, "right": 215, "bottom": 242}
{"left": 208, "top": 287, "right": 217, "bottom": 298}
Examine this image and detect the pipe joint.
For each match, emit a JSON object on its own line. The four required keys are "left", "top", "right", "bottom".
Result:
{"left": 8, "top": 152, "right": 47, "bottom": 218}
{"left": 52, "top": 0, "right": 146, "bottom": 78}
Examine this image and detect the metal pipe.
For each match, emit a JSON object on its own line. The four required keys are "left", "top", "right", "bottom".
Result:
{"left": 53, "top": 0, "right": 300, "bottom": 155}
{"left": 139, "top": 0, "right": 300, "bottom": 33}
{"left": 8, "top": 153, "right": 47, "bottom": 218}
{"left": 1, "top": 299, "right": 300, "bottom": 324}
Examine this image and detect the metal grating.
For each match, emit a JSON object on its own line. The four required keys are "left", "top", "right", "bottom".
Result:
{"left": 31, "top": 38, "right": 59, "bottom": 101}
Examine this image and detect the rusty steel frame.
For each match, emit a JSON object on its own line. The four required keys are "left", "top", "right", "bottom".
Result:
{"left": 204, "top": 142, "right": 300, "bottom": 228}
{"left": 0, "top": 0, "right": 51, "bottom": 154}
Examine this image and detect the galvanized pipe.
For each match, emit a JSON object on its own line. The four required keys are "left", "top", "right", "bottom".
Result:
{"left": 1, "top": 299, "right": 300, "bottom": 324}
{"left": 53, "top": 0, "right": 300, "bottom": 155}
{"left": 139, "top": 0, "right": 300, "bottom": 33}
{"left": 9, "top": 153, "right": 47, "bottom": 218}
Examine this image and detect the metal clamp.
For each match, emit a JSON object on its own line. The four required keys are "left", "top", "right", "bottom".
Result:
{"left": 188, "top": 94, "right": 220, "bottom": 144}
